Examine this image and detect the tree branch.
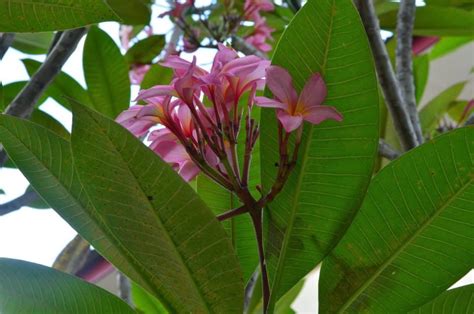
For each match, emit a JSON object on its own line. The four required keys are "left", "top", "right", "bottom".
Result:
{"left": 396, "top": 0, "right": 423, "bottom": 144}
{"left": 0, "top": 189, "right": 39, "bottom": 216}
{"left": 53, "top": 234, "right": 90, "bottom": 274}
{"left": 355, "top": 0, "right": 419, "bottom": 151}
{"left": 118, "top": 273, "right": 134, "bottom": 307}
{"left": 0, "top": 33, "right": 15, "bottom": 59}
{"left": 231, "top": 35, "right": 267, "bottom": 59}
{"left": 0, "top": 28, "right": 86, "bottom": 168}
{"left": 379, "top": 139, "right": 401, "bottom": 160}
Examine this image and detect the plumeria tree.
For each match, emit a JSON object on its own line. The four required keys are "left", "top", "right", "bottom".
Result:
{"left": 0, "top": 0, "right": 473, "bottom": 313}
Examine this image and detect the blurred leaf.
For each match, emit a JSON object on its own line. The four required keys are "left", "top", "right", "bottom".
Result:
{"left": 425, "top": 0, "right": 474, "bottom": 10}
{"left": 30, "top": 109, "right": 69, "bottom": 140}
{"left": 0, "top": 189, "right": 4, "bottom": 195}
{"left": 11, "top": 32, "right": 54, "bottom": 54}
{"left": 414, "top": 55, "right": 430, "bottom": 104}
{"left": 105, "top": 0, "right": 151, "bottom": 25}
{"left": 83, "top": 26, "right": 130, "bottom": 119}
{"left": 260, "top": 0, "right": 379, "bottom": 310}
{"left": 70, "top": 103, "right": 244, "bottom": 313}
{"left": 430, "top": 37, "right": 473, "bottom": 60}
{"left": 420, "top": 82, "right": 466, "bottom": 132}
{"left": 0, "top": 1, "right": 120, "bottom": 32}
{"left": 125, "top": 35, "right": 165, "bottom": 65}
{"left": 140, "top": 63, "right": 174, "bottom": 90}
{"left": 379, "top": 6, "right": 474, "bottom": 36}
{"left": 409, "top": 285, "right": 474, "bottom": 313}
{"left": 22, "top": 59, "right": 91, "bottom": 109}
{"left": 131, "top": 282, "right": 167, "bottom": 314}
{"left": 448, "top": 100, "right": 473, "bottom": 124}
{"left": 0, "top": 258, "right": 133, "bottom": 313}
{"left": 319, "top": 127, "right": 474, "bottom": 313}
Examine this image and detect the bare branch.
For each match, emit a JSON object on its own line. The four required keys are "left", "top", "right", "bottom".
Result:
{"left": 379, "top": 139, "right": 401, "bottom": 160}
{"left": 0, "top": 33, "right": 15, "bottom": 59}
{"left": 0, "top": 189, "right": 39, "bottom": 216}
{"left": 396, "top": 0, "right": 423, "bottom": 144}
{"left": 53, "top": 234, "right": 90, "bottom": 274}
{"left": 118, "top": 273, "right": 134, "bottom": 307}
{"left": 355, "top": 0, "right": 419, "bottom": 151}
{"left": 231, "top": 35, "right": 267, "bottom": 59}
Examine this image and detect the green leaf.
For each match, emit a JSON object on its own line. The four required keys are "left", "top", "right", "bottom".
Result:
{"left": 30, "top": 109, "right": 70, "bottom": 140}
{"left": 22, "top": 59, "right": 91, "bottom": 109}
{"left": 319, "top": 127, "right": 474, "bottom": 313}
{"left": 140, "top": 63, "right": 174, "bottom": 90}
{"left": 1, "top": 81, "right": 48, "bottom": 111}
{"left": 70, "top": 102, "right": 244, "bottom": 313}
{"left": 409, "top": 285, "right": 474, "bottom": 314}
{"left": 420, "top": 82, "right": 466, "bottom": 133}
{"left": 379, "top": 6, "right": 474, "bottom": 36}
{"left": 414, "top": 55, "right": 430, "bottom": 104}
{"left": 425, "top": 0, "right": 474, "bottom": 10}
{"left": 430, "top": 37, "right": 473, "bottom": 60}
{"left": 0, "top": 189, "right": 4, "bottom": 195}
{"left": 125, "top": 35, "right": 165, "bottom": 65}
{"left": 0, "top": 1, "right": 120, "bottom": 32}
{"left": 0, "top": 258, "right": 133, "bottom": 313}
{"left": 24, "top": 185, "right": 49, "bottom": 209}
{"left": 448, "top": 100, "right": 473, "bottom": 124}
{"left": 131, "top": 282, "right": 168, "bottom": 314}
{"left": 105, "top": 0, "right": 151, "bottom": 25}
{"left": 11, "top": 32, "right": 54, "bottom": 54}
{"left": 83, "top": 26, "right": 130, "bottom": 119}
{"left": 260, "top": 0, "right": 379, "bottom": 309}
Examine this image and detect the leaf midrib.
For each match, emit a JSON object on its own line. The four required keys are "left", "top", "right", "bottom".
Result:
{"left": 337, "top": 176, "right": 474, "bottom": 313}
{"left": 268, "top": 0, "right": 336, "bottom": 307}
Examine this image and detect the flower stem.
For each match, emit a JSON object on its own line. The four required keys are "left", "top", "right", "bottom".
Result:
{"left": 216, "top": 205, "right": 248, "bottom": 221}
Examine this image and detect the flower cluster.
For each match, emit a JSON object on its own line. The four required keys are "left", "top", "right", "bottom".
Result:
{"left": 243, "top": 0, "right": 275, "bottom": 52}
{"left": 117, "top": 44, "right": 342, "bottom": 196}
{"left": 119, "top": 26, "right": 154, "bottom": 85}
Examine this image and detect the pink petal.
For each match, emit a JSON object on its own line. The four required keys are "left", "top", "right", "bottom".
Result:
{"left": 277, "top": 110, "right": 303, "bottom": 133}
{"left": 299, "top": 73, "right": 327, "bottom": 109}
{"left": 303, "top": 106, "right": 343, "bottom": 125}
{"left": 178, "top": 160, "right": 200, "bottom": 181}
{"left": 254, "top": 96, "right": 288, "bottom": 110}
{"left": 266, "top": 66, "right": 298, "bottom": 106}
{"left": 136, "top": 85, "right": 176, "bottom": 101}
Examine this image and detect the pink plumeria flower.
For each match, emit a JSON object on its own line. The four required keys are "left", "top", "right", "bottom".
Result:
{"left": 244, "top": 0, "right": 274, "bottom": 19}
{"left": 245, "top": 16, "right": 274, "bottom": 52}
{"left": 116, "top": 104, "right": 161, "bottom": 137}
{"left": 129, "top": 64, "right": 151, "bottom": 85}
{"left": 255, "top": 66, "right": 343, "bottom": 132}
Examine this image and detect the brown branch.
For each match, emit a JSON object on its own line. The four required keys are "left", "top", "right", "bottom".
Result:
{"left": 53, "top": 234, "right": 90, "bottom": 274}
{"left": 231, "top": 35, "right": 267, "bottom": 59}
{"left": 396, "top": 0, "right": 423, "bottom": 144}
{"left": 0, "top": 33, "right": 15, "bottom": 59}
{"left": 355, "top": 0, "right": 419, "bottom": 151}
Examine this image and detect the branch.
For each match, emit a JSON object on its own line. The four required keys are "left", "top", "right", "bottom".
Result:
{"left": 118, "top": 273, "right": 134, "bottom": 307}
{"left": 379, "top": 139, "right": 401, "bottom": 160}
{"left": 355, "top": 0, "right": 419, "bottom": 151}
{"left": 0, "top": 28, "right": 86, "bottom": 168}
{"left": 231, "top": 35, "right": 267, "bottom": 59}
{"left": 217, "top": 205, "right": 248, "bottom": 221}
{"left": 0, "top": 33, "right": 15, "bottom": 59}
{"left": 53, "top": 234, "right": 90, "bottom": 274}
{"left": 396, "top": 0, "right": 423, "bottom": 144}
{"left": 464, "top": 113, "right": 474, "bottom": 126}
{"left": 0, "top": 189, "right": 39, "bottom": 216}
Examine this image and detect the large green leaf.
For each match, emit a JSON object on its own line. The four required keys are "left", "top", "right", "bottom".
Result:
{"left": 83, "top": 27, "right": 130, "bottom": 119}
{"left": 319, "top": 127, "right": 474, "bottom": 313}
{"left": 379, "top": 6, "right": 474, "bottom": 36}
{"left": 414, "top": 55, "right": 429, "bottom": 104}
{"left": 125, "top": 35, "right": 165, "bottom": 65}
{"left": 430, "top": 37, "right": 473, "bottom": 60}
{"left": 105, "top": 0, "right": 151, "bottom": 25}
{"left": 260, "top": 0, "right": 379, "bottom": 309}
{"left": 140, "top": 63, "right": 174, "bottom": 90}
{"left": 12, "top": 32, "right": 54, "bottom": 54}
{"left": 409, "top": 285, "right": 474, "bottom": 314}
{"left": 30, "top": 109, "right": 69, "bottom": 140}
{"left": 70, "top": 103, "right": 244, "bottom": 313}
{"left": 0, "top": 258, "right": 133, "bottom": 313}
{"left": 0, "top": 1, "right": 120, "bottom": 32}
{"left": 131, "top": 282, "right": 167, "bottom": 314}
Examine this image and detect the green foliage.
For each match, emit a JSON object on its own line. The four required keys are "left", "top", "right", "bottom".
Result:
{"left": 140, "top": 63, "right": 174, "bottom": 90}
{"left": 125, "top": 35, "right": 165, "bottom": 65}
{"left": 11, "top": 32, "right": 54, "bottom": 54}
{"left": 319, "top": 127, "right": 474, "bottom": 313}
{"left": 83, "top": 27, "right": 130, "bottom": 119}
{"left": 0, "top": 258, "right": 133, "bottom": 313}
{"left": 260, "top": 0, "right": 379, "bottom": 309}
{"left": 30, "top": 109, "right": 69, "bottom": 140}
{"left": 430, "top": 37, "right": 473, "bottom": 60}
{"left": 409, "top": 285, "right": 474, "bottom": 313}
{"left": 0, "top": 1, "right": 119, "bottom": 32}
{"left": 105, "top": 0, "right": 152, "bottom": 25}
{"left": 70, "top": 103, "right": 244, "bottom": 313}
{"left": 131, "top": 282, "right": 168, "bottom": 314}
{"left": 413, "top": 55, "right": 430, "bottom": 104}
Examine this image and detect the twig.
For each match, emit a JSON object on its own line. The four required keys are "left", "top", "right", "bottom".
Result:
{"left": 231, "top": 35, "right": 267, "bottom": 59}
{"left": 250, "top": 210, "right": 270, "bottom": 313}
{"left": 53, "top": 234, "right": 90, "bottom": 274}
{"left": 0, "top": 28, "right": 86, "bottom": 168}
{"left": 118, "top": 273, "right": 134, "bottom": 307}
{"left": 396, "top": 0, "right": 423, "bottom": 144}
{"left": 0, "top": 189, "right": 39, "bottom": 216}
{"left": 379, "top": 139, "right": 401, "bottom": 160}
{"left": 217, "top": 205, "right": 248, "bottom": 221}
{"left": 355, "top": 0, "right": 419, "bottom": 151}
{"left": 0, "top": 33, "right": 15, "bottom": 59}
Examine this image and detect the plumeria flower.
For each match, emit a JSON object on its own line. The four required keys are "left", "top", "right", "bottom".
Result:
{"left": 255, "top": 66, "right": 343, "bottom": 132}
{"left": 245, "top": 16, "right": 274, "bottom": 53}
{"left": 244, "top": 0, "right": 274, "bottom": 19}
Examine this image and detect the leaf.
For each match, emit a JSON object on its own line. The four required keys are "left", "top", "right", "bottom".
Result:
{"left": 30, "top": 109, "right": 70, "bottom": 140}
{"left": 105, "top": 0, "right": 151, "bottom": 25}
{"left": 70, "top": 102, "right": 244, "bottom": 313}
{"left": 83, "top": 26, "right": 130, "bottom": 119}
{"left": 409, "top": 285, "right": 474, "bottom": 314}
{"left": 413, "top": 55, "right": 429, "bottom": 104}
{"left": 24, "top": 185, "right": 49, "bottom": 209}
{"left": 125, "top": 35, "right": 165, "bottom": 65}
{"left": 420, "top": 82, "right": 466, "bottom": 133}
{"left": 140, "top": 63, "right": 174, "bottom": 90}
{"left": 0, "top": 1, "right": 120, "bottom": 32}
{"left": 131, "top": 282, "right": 168, "bottom": 314}
{"left": 430, "top": 37, "right": 473, "bottom": 60}
{"left": 260, "top": 0, "right": 379, "bottom": 309}
{"left": 379, "top": 6, "right": 474, "bottom": 36}
{"left": 425, "top": 0, "right": 474, "bottom": 10}
{"left": 1, "top": 81, "right": 48, "bottom": 111}
{"left": 319, "top": 127, "right": 474, "bottom": 313}
{"left": 11, "top": 32, "right": 54, "bottom": 54}
{"left": 0, "top": 189, "right": 4, "bottom": 195}
{"left": 0, "top": 258, "right": 133, "bottom": 313}
{"left": 22, "top": 59, "right": 91, "bottom": 109}
{"left": 448, "top": 100, "right": 473, "bottom": 124}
